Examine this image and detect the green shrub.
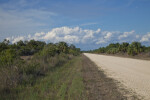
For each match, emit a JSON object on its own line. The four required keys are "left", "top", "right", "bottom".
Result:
{"left": 0, "top": 49, "right": 17, "bottom": 66}
{"left": 127, "top": 42, "right": 145, "bottom": 56}
{"left": 118, "top": 42, "right": 129, "bottom": 53}
{"left": 107, "top": 48, "right": 119, "bottom": 54}
{"left": 57, "top": 42, "right": 69, "bottom": 54}
{"left": 40, "top": 44, "right": 58, "bottom": 57}
{"left": 69, "top": 48, "right": 80, "bottom": 56}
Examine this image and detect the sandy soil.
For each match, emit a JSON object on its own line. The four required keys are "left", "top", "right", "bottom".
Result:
{"left": 84, "top": 53, "right": 150, "bottom": 100}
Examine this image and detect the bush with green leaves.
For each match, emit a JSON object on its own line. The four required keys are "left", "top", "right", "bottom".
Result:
{"left": 97, "top": 47, "right": 106, "bottom": 53}
{"left": 15, "top": 40, "right": 46, "bottom": 56}
{"left": 107, "top": 48, "right": 119, "bottom": 54}
{"left": 57, "top": 42, "right": 69, "bottom": 54}
{"left": 0, "top": 39, "right": 9, "bottom": 53}
{"left": 0, "top": 49, "right": 17, "bottom": 66}
{"left": 40, "top": 44, "right": 58, "bottom": 57}
{"left": 118, "top": 42, "right": 129, "bottom": 53}
{"left": 127, "top": 42, "right": 145, "bottom": 56}
{"left": 69, "top": 46, "right": 81, "bottom": 56}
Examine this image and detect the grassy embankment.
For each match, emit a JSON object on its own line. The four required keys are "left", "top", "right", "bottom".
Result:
{"left": 18, "top": 56, "right": 86, "bottom": 100}
{"left": 0, "top": 56, "right": 86, "bottom": 100}
{"left": 0, "top": 40, "right": 83, "bottom": 100}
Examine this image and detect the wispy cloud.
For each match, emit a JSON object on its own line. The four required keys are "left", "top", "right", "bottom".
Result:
{"left": 1, "top": 0, "right": 40, "bottom": 9}
{"left": 0, "top": 0, "right": 57, "bottom": 35}
{"left": 127, "top": 0, "right": 135, "bottom": 7}
{"left": 0, "top": 8, "right": 56, "bottom": 34}
{"left": 80, "top": 23, "right": 98, "bottom": 26}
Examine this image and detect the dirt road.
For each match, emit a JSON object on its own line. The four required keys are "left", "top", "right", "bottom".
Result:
{"left": 84, "top": 53, "right": 150, "bottom": 100}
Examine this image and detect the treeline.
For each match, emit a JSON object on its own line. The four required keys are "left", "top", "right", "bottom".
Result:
{"left": 89, "top": 42, "right": 150, "bottom": 56}
{"left": 0, "top": 39, "right": 80, "bottom": 66}
{"left": 0, "top": 39, "right": 80, "bottom": 99}
{"left": 0, "top": 39, "right": 80, "bottom": 56}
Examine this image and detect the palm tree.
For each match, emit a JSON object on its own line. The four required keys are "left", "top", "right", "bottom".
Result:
{"left": 57, "top": 42, "right": 69, "bottom": 53}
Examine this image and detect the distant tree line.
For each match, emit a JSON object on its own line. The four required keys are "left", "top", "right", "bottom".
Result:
{"left": 89, "top": 42, "right": 150, "bottom": 56}
{"left": 0, "top": 39, "right": 80, "bottom": 66}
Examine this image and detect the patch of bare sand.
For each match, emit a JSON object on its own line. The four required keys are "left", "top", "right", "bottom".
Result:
{"left": 84, "top": 53, "right": 150, "bottom": 100}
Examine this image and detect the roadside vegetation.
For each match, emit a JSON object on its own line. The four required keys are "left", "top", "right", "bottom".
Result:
{"left": 0, "top": 39, "right": 82, "bottom": 100}
{"left": 1, "top": 39, "right": 148, "bottom": 100}
{"left": 87, "top": 42, "right": 150, "bottom": 56}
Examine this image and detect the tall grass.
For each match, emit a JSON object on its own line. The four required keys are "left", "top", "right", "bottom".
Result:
{"left": 0, "top": 40, "right": 81, "bottom": 99}
{"left": 0, "top": 56, "right": 86, "bottom": 100}
{"left": 0, "top": 53, "right": 74, "bottom": 100}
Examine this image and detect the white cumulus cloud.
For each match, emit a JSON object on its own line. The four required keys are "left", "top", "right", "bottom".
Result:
{"left": 118, "top": 30, "right": 135, "bottom": 40}
{"left": 104, "top": 32, "right": 112, "bottom": 39}
{"left": 9, "top": 36, "right": 25, "bottom": 44}
{"left": 6, "top": 26, "right": 150, "bottom": 49}
{"left": 140, "top": 32, "right": 150, "bottom": 42}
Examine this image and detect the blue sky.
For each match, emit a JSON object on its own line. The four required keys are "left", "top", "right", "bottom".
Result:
{"left": 0, "top": 0, "right": 150, "bottom": 50}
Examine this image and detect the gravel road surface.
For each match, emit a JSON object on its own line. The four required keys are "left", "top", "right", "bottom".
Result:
{"left": 84, "top": 53, "right": 150, "bottom": 100}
